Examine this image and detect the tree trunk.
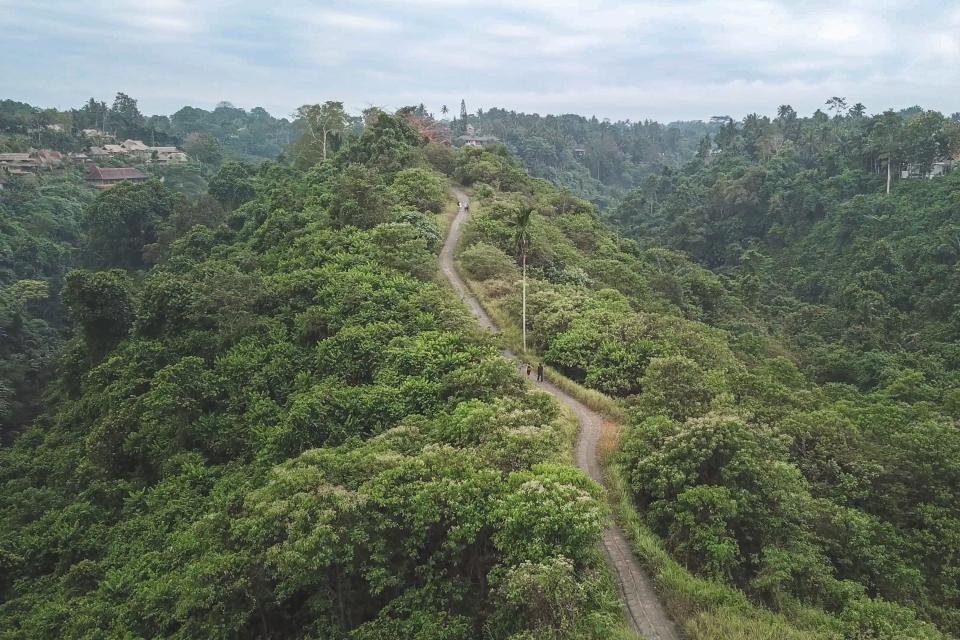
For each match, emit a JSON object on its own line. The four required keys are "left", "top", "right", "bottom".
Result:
{"left": 522, "top": 252, "right": 527, "bottom": 353}
{"left": 886, "top": 158, "right": 891, "bottom": 195}
{"left": 322, "top": 127, "right": 328, "bottom": 162}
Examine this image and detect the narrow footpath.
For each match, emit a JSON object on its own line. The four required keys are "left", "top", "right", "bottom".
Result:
{"left": 442, "top": 189, "right": 681, "bottom": 640}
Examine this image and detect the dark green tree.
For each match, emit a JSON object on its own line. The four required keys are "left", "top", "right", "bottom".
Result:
{"left": 62, "top": 269, "right": 134, "bottom": 360}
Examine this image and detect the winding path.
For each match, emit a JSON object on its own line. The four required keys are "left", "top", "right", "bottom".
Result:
{"left": 442, "top": 189, "right": 681, "bottom": 640}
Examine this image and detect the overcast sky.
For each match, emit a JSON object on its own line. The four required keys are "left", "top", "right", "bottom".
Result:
{"left": 1, "top": 0, "right": 958, "bottom": 122}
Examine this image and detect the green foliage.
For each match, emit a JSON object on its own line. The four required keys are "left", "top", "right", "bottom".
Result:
{"left": 337, "top": 109, "right": 424, "bottom": 178}
{"left": 0, "top": 108, "right": 623, "bottom": 640}
{"left": 461, "top": 107, "right": 711, "bottom": 208}
{"left": 62, "top": 269, "right": 133, "bottom": 361}
{"left": 329, "top": 163, "right": 395, "bottom": 229}
{"left": 82, "top": 180, "right": 177, "bottom": 269}
{"left": 390, "top": 167, "right": 447, "bottom": 213}
{"left": 208, "top": 161, "right": 257, "bottom": 209}
{"left": 636, "top": 355, "right": 714, "bottom": 421}
{"left": 165, "top": 102, "right": 295, "bottom": 160}
{"left": 0, "top": 171, "right": 92, "bottom": 440}
{"left": 454, "top": 146, "right": 527, "bottom": 190}
{"left": 183, "top": 132, "right": 225, "bottom": 169}
{"left": 458, "top": 130, "right": 960, "bottom": 637}
{"left": 2, "top": 95, "right": 290, "bottom": 160}
{"left": 459, "top": 242, "right": 517, "bottom": 281}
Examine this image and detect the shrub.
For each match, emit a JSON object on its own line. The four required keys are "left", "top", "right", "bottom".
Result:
{"left": 390, "top": 167, "right": 447, "bottom": 213}
{"left": 459, "top": 242, "right": 517, "bottom": 281}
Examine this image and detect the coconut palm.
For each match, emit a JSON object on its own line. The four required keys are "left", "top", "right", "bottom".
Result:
{"left": 441, "top": 104, "right": 449, "bottom": 117}
{"left": 511, "top": 206, "right": 534, "bottom": 353}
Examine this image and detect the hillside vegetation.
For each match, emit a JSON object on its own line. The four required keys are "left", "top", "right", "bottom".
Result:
{"left": 455, "top": 106, "right": 711, "bottom": 207}
{"left": 0, "top": 111, "right": 628, "bottom": 639}
{"left": 4, "top": 97, "right": 959, "bottom": 640}
{"left": 1, "top": 95, "right": 293, "bottom": 162}
{"left": 0, "top": 171, "right": 93, "bottom": 441}
{"left": 455, "top": 127, "right": 959, "bottom": 638}
{"left": 610, "top": 105, "right": 960, "bottom": 398}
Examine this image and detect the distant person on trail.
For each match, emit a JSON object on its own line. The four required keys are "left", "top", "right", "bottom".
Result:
{"left": 537, "top": 363, "right": 544, "bottom": 382}
{"left": 526, "top": 364, "right": 532, "bottom": 377}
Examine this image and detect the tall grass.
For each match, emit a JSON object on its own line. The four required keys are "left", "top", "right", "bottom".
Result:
{"left": 542, "top": 367, "right": 628, "bottom": 422}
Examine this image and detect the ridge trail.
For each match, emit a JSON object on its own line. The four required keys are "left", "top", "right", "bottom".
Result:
{"left": 441, "top": 188, "right": 681, "bottom": 640}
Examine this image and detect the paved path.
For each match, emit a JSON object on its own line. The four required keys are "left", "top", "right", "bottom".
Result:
{"left": 442, "top": 188, "right": 681, "bottom": 640}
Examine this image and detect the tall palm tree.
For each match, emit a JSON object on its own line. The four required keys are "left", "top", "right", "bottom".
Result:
{"left": 441, "top": 104, "right": 449, "bottom": 117}
{"left": 511, "top": 207, "right": 534, "bottom": 353}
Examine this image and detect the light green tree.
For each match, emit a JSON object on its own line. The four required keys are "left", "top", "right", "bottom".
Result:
{"left": 296, "top": 100, "right": 347, "bottom": 162}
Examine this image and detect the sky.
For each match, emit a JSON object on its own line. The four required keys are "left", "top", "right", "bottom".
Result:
{"left": 1, "top": 0, "right": 958, "bottom": 123}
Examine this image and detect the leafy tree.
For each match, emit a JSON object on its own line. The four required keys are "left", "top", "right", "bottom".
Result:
{"left": 62, "top": 269, "right": 133, "bottom": 360}
{"left": 295, "top": 101, "right": 347, "bottom": 163}
{"left": 183, "top": 132, "right": 224, "bottom": 170}
{"left": 83, "top": 180, "right": 177, "bottom": 269}
{"left": 208, "top": 160, "right": 257, "bottom": 209}
{"left": 108, "top": 91, "right": 144, "bottom": 137}
{"left": 390, "top": 167, "right": 447, "bottom": 213}
{"left": 328, "top": 163, "right": 395, "bottom": 229}
{"left": 636, "top": 355, "right": 715, "bottom": 421}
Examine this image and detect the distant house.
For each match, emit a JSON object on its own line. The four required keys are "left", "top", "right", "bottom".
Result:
{"left": 121, "top": 139, "right": 152, "bottom": 161}
{"left": 901, "top": 160, "right": 954, "bottom": 180}
{"left": 149, "top": 146, "right": 189, "bottom": 163}
{"left": 103, "top": 144, "right": 125, "bottom": 154}
{"left": 85, "top": 165, "right": 149, "bottom": 189}
{"left": 36, "top": 150, "right": 64, "bottom": 168}
{"left": 456, "top": 134, "right": 500, "bottom": 148}
{"left": 81, "top": 129, "right": 100, "bottom": 137}
{"left": 0, "top": 153, "right": 41, "bottom": 175}
{"left": 122, "top": 139, "right": 149, "bottom": 151}
{"left": 88, "top": 146, "right": 110, "bottom": 158}
{"left": 574, "top": 147, "right": 586, "bottom": 159}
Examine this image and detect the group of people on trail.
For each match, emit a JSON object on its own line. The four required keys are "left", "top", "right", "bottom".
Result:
{"left": 524, "top": 363, "right": 545, "bottom": 382}
{"left": 458, "top": 200, "right": 469, "bottom": 211}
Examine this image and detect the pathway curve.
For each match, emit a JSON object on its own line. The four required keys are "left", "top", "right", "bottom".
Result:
{"left": 442, "top": 188, "right": 681, "bottom": 640}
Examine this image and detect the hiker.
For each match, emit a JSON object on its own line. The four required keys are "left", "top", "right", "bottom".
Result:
{"left": 526, "top": 364, "right": 532, "bottom": 377}
{"left": 537, "top": 363, "right": 544, "bottom": 382}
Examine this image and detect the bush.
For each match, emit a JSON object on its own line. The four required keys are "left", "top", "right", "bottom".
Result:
{"left": 459, "top": 242, "right": 517, "bottom": 281}
{"left": 636, "top": 355, "right": 714, "bottom": 421}
{"left": 390, "top": 167, "right": 447, "bottom": 214}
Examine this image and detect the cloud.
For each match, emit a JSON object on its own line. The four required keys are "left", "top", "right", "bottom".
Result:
{"left": 2, "top": 0, "right": 958, "bottom": 121}
{"left": 311, "top": 10, "right": 401, "bottom": 32}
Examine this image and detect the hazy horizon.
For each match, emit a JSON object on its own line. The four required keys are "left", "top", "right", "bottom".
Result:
{"left": 2, "top": 0, "right": 958, "bottom": 122}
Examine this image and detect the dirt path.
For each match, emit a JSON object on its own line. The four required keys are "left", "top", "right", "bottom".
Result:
{"left": 443, "top": 188, "right": 681, "bottom": 640}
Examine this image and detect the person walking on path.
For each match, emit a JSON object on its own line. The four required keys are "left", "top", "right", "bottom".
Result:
{"left": 537, "top": 362, "right": 544, "bottom": 382}
{"left": 526, "top": 364, "right": 532, "bottom": 377}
